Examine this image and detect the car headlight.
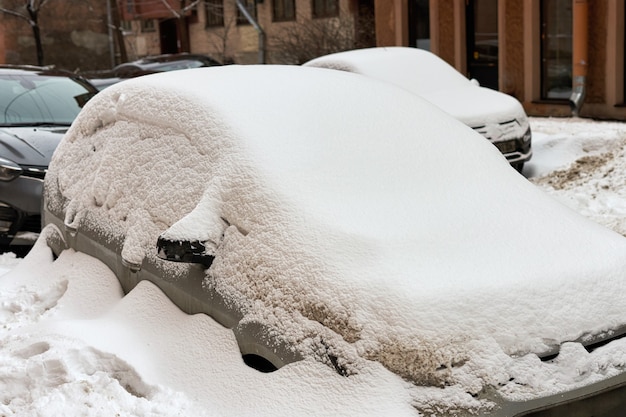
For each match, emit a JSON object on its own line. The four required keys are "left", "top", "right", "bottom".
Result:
{"left": 0, "top": 157, "right": 23, "bottom": 181}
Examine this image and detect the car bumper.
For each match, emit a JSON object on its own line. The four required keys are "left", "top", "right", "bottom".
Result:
{"left": 474, "top": 123, "right": 533, "bottom": 167}
{"left": 483, "top": 370, "right": 626, "bottom": 416}
{"left": 0, "top": 175, "right": 43, "bottom": 246}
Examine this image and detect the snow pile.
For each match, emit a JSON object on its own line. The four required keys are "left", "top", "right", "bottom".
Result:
{"left": 0, "top": 239, "right": 417, "bottom": 416}
{"left": 528, "top": 117, "right": 626, "bottom": 236}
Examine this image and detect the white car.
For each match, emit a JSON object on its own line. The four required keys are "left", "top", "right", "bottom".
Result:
{"left": 43, "top": 65, "right": 626, "bottom": 416}
{"left": 305, "top": 47, "right": 532, "bottom": 171}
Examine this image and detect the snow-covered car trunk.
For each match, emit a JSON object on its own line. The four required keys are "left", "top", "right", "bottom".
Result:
{"left": 44, "top": 65, "right": 626, "bottom": 416}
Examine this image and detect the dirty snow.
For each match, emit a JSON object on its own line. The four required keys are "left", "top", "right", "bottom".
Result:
{"left": 1, "top": 65, "right": 626, "bottom": 417}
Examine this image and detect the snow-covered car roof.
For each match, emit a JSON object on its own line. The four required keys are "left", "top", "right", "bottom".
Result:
{"left": 45, "top": 65, "right": 626, "bottom": 414}
{"left": 304, "top": 47, "right": 527, "bottom": 127}
{"left": 305, "top": 47, "right": 471, "bottom": 95}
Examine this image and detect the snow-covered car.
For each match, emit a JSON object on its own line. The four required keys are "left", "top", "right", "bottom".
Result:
{"left": 0, "top": 65, "right": 97, "bottom": 249}
{"left": 43, "top": 65, "right": 626, "bottom": 416}
{"left": 304, "top": 47, "right": 532, "bottom": 171}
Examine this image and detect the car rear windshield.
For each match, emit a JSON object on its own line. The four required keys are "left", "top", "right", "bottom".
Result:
{"left": 0, "top": 73, "right": 95, "bottom": 126}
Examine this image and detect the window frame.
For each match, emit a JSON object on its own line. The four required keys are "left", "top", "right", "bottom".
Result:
{"left": 312, "top": 0, "right": 339, "bottom": 19}
{"left": 205, "top": 0, "right": 224, "bottom": 27}
{"left": 540, "top": 0, "right": 572, "bottom": 101}
{"left": 273, "top": 0, "right": 296, "bottom": 22}
{"left": 237, "top": 0, "right": 257, "bottom": 25}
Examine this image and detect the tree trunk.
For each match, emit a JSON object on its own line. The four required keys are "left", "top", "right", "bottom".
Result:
{"left": 26, "top": 4, "right": 44, "bottom": 66}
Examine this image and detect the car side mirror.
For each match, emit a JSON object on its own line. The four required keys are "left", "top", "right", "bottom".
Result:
{"left": 156, "top": 236, "right": 215, "bottom": 267}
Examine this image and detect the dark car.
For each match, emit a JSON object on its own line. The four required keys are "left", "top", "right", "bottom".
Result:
{"left": 112, "top": 53, "right": 221, "bottom": 77}
{"left": 0, "top": 65, "right": 97, "bottom": 249}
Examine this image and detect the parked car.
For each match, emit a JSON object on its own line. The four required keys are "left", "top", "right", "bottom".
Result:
{"left": 112, "top": 53, "right": 221, "bottom": 77}
{"left": 82, "top": 53, "right": 222, "bottom": 91}
{"left": 304, "top": 47, "right": 532, "bottom": 171}
{"left": 43, "top": 65, "right": 626, "bottom": 416}
{"left": 0, "top": 65, "right": 97, "bottom": 249}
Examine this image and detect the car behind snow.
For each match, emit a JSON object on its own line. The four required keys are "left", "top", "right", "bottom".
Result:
{"left": 304, "top": 47, "right": 532, "bottom": 171}
{"left": 0, "top": 65, "right": 97, "bottom": 249}
{"left": 43, "top": 65, "right": 626, "bottom": 416}
{"left": 113, "top": 53, "right": 221, "bottom": 77}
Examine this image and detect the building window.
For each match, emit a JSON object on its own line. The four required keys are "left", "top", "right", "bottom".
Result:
{"left": 312, "top": 0, "right": 338, "bottom": 18}
{"left": 120, "top": 19, "right": 132, "bottom": 33}
{"left": 237, "top": 0, "right": 257, "bottom": 25}
{"left": 205, "top": 0, "right": 224, "bottom": 27}
{"left": 141, "top": 19, "right": 155, "bottom": 32}
{"left": 541, "top": 0, "right": 572, "bottom": 100}
{"left": 273, "top": 0, "right": 296, "bottom": 21}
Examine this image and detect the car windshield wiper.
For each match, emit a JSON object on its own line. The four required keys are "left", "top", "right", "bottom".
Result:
{"left": 0, "top": 122, "right": 72, "bottom": 128}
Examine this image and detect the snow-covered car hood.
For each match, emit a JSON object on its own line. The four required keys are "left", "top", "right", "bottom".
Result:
{"left": 0, "top": 126, "right": 67, "bottom": 167}
{"left": 45, "top": 65, "right": 626, "bottom": 411}
{"left": 422, "top": 84, "right": 528, "bottom": 129}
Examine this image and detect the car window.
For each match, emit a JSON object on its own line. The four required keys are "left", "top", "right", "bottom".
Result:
{"left": 152, "top": 60, "right": 207, "bottom": 71}
{"left": 0, "top": 74, "right": 95, "bottom": 126}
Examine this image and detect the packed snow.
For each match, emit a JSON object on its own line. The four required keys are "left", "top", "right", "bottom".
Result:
{"left": 2, "top": 64, "right": 626, "bottom": 417}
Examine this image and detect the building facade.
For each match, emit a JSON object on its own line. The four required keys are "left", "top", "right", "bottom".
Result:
{"left": 0, "top": 0, "right": 117, "bottom": 71}
{"left": 377, "top": 0, "right": 626, "bottom": 120}
{"left": 118, "top": 0, "right": 375, "bottom": 64}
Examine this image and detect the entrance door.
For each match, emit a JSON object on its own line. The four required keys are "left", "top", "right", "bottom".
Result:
{"left": 409, "top": 0, "right": 430, "bottom": 50}
{"left": 159, "top": 19, "right": 178, "bottom": 54}
{"left": 466, "top": 0, "right": 498, "bottom": 90}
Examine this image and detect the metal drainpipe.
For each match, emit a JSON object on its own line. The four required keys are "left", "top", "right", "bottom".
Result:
{"left": 235, "top": 0, "right": 266, "bottom": 64}
{"left": 106, "top": 0, "right": 115, "bottom": 68}
{"left": 569, "top": 0, "right": 589, "bottom": 117}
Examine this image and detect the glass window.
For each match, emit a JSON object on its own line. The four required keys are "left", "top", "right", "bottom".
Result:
{"left": 312, "top": 0, "right": 338, "bottom": 18}
{"left": 541, "top": 0, "right": 572, "bottom": 100}
{"left": 0, "top": 74, "right": 95, "bottom": 126}
{"left": 205, "top": 0, "right": 224, "bottom": 27}
{"left": 120, "top": 19, "right": 132, "bottom": 33}
{"left": 141, "top": 19, "right": 155, "bottom": 32}
{"left": 409, "top": 0, "right": 430, "bottom": 50}
{"left": 273, "top": 0, "right": 296, "bottom": 21}
{"left": 237, "top": 0, "right": 257, "bottom": 25}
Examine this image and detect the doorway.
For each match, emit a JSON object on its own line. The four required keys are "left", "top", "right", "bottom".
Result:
{"left": 466, "top": 0, "right": 498, "bottom": 90}
{"left": 409, "top": 0, "right": 430, "bottom": 50}
{"left": 159, "top": 19, "right": 178, "bottom": 54}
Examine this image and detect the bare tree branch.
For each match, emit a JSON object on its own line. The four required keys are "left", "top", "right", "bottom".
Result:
{"left": 0, "top": 0, "right": 48, "bottom": 64}
{"left": 269, "top": 11, "right": 356, "bottom": 64}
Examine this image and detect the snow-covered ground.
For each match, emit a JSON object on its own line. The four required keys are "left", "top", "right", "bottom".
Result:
{"left": 526, "top": 117, "right": 626, "bottom": 236}
{"left": 2, "top": 116, "right": 626, "bottom": 416}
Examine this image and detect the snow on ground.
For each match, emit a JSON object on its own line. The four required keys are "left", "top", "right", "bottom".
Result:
{"left": 526, "top": 117, "right": 626, "bottom": 236}
{"left": 2, "top": 115, "right": 626, "bottom": 416}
